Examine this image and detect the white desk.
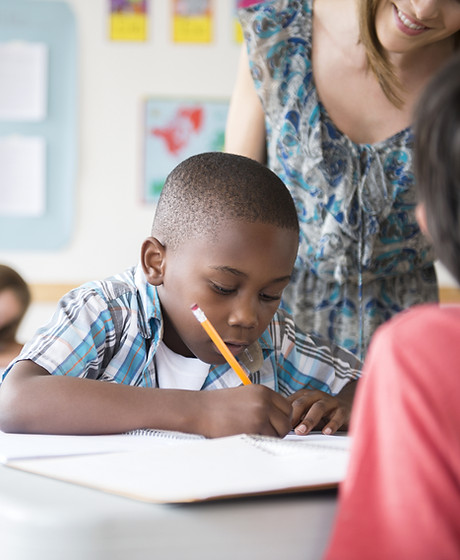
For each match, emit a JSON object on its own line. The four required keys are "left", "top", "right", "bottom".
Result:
{"left": 0, "top": 464, "right": 337, "bottom": 560}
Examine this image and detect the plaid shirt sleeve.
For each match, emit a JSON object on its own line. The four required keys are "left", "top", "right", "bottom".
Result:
{"left": 12, "top": 287, "right": 121, "bottom": 380}
{"left": 265, "top": 309, "right": 362, "bottom": 396}
{"left": 6, "top": 282, "right": 148, "bottom": 385}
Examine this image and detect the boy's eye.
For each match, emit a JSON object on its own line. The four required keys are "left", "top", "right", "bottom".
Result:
{"left": 259, "top": 292, "right": 281, "bottom": 303}
{"left": 210, "top": 282, "right": 282, "bottom": 302}
{"left": 210, "top": 282, "right": 235, "bottom": 295}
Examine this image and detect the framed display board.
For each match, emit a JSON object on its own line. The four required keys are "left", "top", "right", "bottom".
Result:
{"left": 0, "top": 0, "right": 77, "bottom": 249}
{"left": 143, "top": 97, "right": 228, "bottom": 204}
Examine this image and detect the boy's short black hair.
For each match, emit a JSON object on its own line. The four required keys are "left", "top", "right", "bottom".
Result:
{"left": 152, "top": 152, "right": 299, "bottom": 251}
{"left": 414, "top": 53, "right": 460, "bottom": 284}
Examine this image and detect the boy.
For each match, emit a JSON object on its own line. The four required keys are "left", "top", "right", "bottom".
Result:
{"left": 324, "top": 54, "right": 460, "bottom": 559}
{"left": 0, "top": 152, "right": 361, "bottom": 438}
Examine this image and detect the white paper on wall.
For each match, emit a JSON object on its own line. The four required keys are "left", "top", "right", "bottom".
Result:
{"left": 0, "top": 41, "right": 48, "bottom": 121}
{"left": 0, "top": 136, "right": 46, "bottom": 216}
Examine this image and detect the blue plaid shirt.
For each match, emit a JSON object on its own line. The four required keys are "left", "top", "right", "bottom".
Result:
{"left": 3, "top": 265, "right": 361, "bottom": 394}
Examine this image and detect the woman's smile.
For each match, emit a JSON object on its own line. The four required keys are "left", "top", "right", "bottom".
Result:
{"left": 393, "top": 4, "right": 429, "bottom": 36}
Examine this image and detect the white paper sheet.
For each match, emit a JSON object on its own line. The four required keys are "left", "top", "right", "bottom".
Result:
{"left": 2, "top": 430, "right": 351, "bottom": 503}
{"left": 0, "top": 41, "right": 48, "bottom": 121}
{"left": 0, "top": 136, "right": 46, "bottom": 216}
{"left": 8, "top": 434, "right": 351, "bottom": 503}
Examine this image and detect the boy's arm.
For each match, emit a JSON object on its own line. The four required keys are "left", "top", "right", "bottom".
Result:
{"left": 0, "top": 360, "right": 293, "bottom": 438}
{"left": 272, "top": 310, "right": 361, "bottom": 435}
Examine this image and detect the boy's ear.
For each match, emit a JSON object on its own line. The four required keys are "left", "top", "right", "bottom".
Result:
{"left": 141, "top": 237, "right": 166, "bottom": 286}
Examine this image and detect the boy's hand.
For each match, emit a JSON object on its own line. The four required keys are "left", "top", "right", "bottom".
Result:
{"left": 287, "top": 381, "right": 357, "bottom": 435}
{"left": 195, "top": 384, "right": 292, "bottom": 439}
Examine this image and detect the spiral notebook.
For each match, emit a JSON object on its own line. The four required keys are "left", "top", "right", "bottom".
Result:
{"left": 2, "top": 430, "right": 350, "bottom": 503}
{"left": 0, "top": 429, "right": 203, "bottom": 463}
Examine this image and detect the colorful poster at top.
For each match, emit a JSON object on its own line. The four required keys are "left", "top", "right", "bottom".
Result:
{"left": 109, "top": 0, "right": 148, "bottom": 42}
{"left": 144, "top": 98, "right": 228, "bottom": 203}
{"left": 234, "top": 0, "right": 243, "bottom": 43}
{"left": 172, "top": 0, "right": 213, "bottom": 44}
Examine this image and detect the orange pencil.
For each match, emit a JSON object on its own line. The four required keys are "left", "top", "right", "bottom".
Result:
{"left": 191, "top": 304, "right": 252, "bottom": 385}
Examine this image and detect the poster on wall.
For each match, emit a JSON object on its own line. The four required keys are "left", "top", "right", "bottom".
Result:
{"left": 0, "top": 0, "right": 77, "bottom": 250}
{"left": 143, "top": 97, "right": 228, "bottom": 204}
{"left": 109, "top": 0, "right": 148, "bottom": 42}
{"left": 172, "top": 0, "right": 213, "bottom": 44}
{"left": 0, "top": 42, "right": 48, "bottom": 121}
{"left": 0, "top": 136, "right": 46, "bottom": 217}
{"left": 233, "top": 0, "right": 243, "bottom": 43}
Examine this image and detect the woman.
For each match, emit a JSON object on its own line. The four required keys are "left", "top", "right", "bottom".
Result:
{"left": 225, "top": 0, "right": 460, "bottom": 358}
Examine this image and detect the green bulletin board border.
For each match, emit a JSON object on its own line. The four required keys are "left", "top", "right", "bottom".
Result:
{"left": 0, "top": 0, "right": 77, "bottom": 250}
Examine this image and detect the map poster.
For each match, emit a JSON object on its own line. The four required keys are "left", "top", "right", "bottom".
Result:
{"left": 143, "top": 98, "right": 228, "bottom": 204}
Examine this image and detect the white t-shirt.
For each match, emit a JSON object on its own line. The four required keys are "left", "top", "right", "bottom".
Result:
{"left": 155, "top": 340, "right": 210, "bottom": 390}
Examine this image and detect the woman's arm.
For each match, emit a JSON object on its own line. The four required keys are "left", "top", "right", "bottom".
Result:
{"left": 225, "top": 45, "right": 267, "bottom": 163}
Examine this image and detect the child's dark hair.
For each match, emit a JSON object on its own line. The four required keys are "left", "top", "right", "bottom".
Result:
{"left": 413, "top": 53, "right": 460, "bottom": 285}
{"left": 152, "top": 152, "right": 299, "bottom": 251}
{"left": 0, "top": 264, "right": 31, "bottom": 341}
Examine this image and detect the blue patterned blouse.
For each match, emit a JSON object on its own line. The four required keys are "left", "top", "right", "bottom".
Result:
{"left": 239, "top": 0, "right": 437, "bottom": 358}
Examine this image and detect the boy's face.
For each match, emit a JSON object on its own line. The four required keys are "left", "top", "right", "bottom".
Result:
{"left": 150, "top": 220, "right": 298, "bottom": 364}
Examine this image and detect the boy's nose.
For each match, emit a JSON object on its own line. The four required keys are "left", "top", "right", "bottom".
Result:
{"left": 227, "top": 298, "right": 258, "bottom": 330}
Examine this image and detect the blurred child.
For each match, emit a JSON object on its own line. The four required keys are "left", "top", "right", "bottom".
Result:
{"left": 0, "top": 152, "right": 360, "bottom": 437}
{"left": 0, "top": 265, "right": 31, "bottom": 375}
{"left": 324, "top": 53, "right": 460, "bottom": 560}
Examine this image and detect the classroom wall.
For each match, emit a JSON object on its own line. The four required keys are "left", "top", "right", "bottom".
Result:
{"left": 1, "top": 0, "right": 457, "bottom": 342}
{"left": 1, "top": 0, "right": 242, "bottom": 283}
{"left": 0, "top": 0, "right": 242, "bottom": 339}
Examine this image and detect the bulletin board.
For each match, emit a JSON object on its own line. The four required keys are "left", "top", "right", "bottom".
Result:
{"left": 0, "top": 0, "right": 77, "bottom": 250}
{"left": 143, "top": 97, "right": 228, "bottom": 203}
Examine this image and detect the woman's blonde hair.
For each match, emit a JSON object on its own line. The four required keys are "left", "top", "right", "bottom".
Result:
{"left": 358, "top": 0, "right": 460, "bottom": 107}
{"left": 358, "top": 0, "right": 403, "bottom": 106}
